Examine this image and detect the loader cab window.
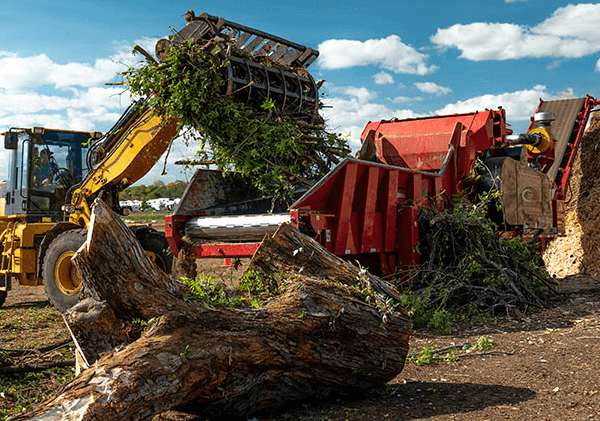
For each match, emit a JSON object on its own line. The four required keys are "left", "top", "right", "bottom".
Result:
{"left": 20, "top": 136, "right": 59, "bottom": 219}
{"left": 32, "top": 144, "right": 78, "bottom": 189}
{"left": 3, "top": 133, "right": 52, "bottom": 218}
{"left": 3, "top": 133, "right": 25, "bottom": 208}
{"left": 4, "top": 129, "right": 90, "bottom": 222}
{"left": 18, "top": 136, "right": 30, "bottom": 192}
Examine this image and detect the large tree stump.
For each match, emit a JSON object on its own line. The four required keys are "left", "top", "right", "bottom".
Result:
{"left": 17, "top": 200, "right": 410, "bottom": 420}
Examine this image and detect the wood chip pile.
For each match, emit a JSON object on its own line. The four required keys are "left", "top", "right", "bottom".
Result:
{"left": 543, "top": 113, "right": 600, "bottom": 277}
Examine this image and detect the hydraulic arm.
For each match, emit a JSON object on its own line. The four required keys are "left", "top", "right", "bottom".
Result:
{"left": 0, "top": 10, "right": 320, "bottom": 310}
{"left": 66, "top": 103, "right": 178, "bottom": 227}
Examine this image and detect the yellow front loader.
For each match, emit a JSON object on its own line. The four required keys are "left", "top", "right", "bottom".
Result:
{"left": 0, "top": 10, "right": 319, "bottom": 310}
{"left": 0, "top": 113, "right": 177, "bottom": 310}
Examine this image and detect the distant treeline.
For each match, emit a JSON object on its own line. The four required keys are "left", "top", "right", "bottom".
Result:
{"left": 120, "top": 180, "right": 187, "bottom": 201}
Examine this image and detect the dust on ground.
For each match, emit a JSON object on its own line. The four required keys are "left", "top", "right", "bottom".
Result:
{"left": 2, "top": 274, "right": 600, "bottom": 420}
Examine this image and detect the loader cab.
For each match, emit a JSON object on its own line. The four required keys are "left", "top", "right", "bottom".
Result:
{"left": 2, "top": 127, "right": 100, "bottom": 222}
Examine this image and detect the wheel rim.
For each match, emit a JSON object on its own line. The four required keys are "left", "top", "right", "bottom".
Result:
{"left": 54, "top": 251, "right": 82, "bottom": 296}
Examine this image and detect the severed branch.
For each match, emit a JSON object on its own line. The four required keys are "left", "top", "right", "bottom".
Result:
{"left": 14, "top": 199, "right": 410, "bottom": 421}
{"left": 0, "top": 339, "right": 72, "bottom": 357}
{"left": 408, "top": 202, "right": 554, "bottom": 322}
{"left": 0, "top": 360, "right": 75, "bottom": 374}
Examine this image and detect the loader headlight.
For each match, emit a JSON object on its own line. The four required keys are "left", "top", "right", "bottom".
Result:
{"left": 62, "top": 204, "right": 75, "bottom": 213}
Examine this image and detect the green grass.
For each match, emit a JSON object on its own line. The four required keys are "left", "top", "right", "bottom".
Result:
{"left": 0, "top": 367, "right": 75, "bottom": 419}
{"left": 121, "top": 212, "right": 166, "bottom": 225}
{"left": 0, "top": 303, "right": 73, "bottom": 420}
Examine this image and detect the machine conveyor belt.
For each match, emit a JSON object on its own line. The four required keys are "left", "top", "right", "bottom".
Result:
{"left": 530, "top": 97, "right": 586, "bottom": 183}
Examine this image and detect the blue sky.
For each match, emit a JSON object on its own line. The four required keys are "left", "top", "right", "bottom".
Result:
{"left": 2, "top": 0, "right": 599, "bottom": 184}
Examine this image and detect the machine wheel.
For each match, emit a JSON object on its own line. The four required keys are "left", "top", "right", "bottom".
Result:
{"left": 0, "top": 290, "right": 6, "bottom": 308}
{"left": 42, "top": 229, "right": 87, "bottom": 312}
{"left": 139, "top": 231, "right": 173, "bottom": 274}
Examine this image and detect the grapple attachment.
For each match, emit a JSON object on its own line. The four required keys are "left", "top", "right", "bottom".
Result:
{"left": 155, "top": 11, "right": 320, "bottom": 118}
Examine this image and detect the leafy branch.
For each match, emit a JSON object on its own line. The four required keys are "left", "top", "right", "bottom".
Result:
{"left": 124, "top": 36, "right": 349, "bottom": 200}
{"left": 407, "top": 337, "right": 510, "bottom": 366}
{"left": 398, "top": 193, "right": 557, "bottom": 333}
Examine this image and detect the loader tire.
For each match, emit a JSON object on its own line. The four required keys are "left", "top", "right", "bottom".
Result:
{"left": 42, "top": 229, "right": 87, "bottom": 312}
{"left": 0, "top": 290, "right": 6, "bottom": 308}
{"left": 139, "top": 231, "right": 173, "bottom": 274}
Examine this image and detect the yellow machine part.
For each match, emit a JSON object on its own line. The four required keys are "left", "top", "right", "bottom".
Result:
{"left": 53, "top": 248, "right": 82, "bottom": 295}
{"left": 525, "top": 126, "right": 553, "bottom": 154}
{"left": 0, "top": 181, "right": 5, "bottom": 217}
{"left": 69, "top": 109, "right": 178, "bottom": 227}
{"left": 0, "top": 217, "right": 54, "bottom": 286}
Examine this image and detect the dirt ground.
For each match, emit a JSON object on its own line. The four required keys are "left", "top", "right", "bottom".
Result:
{"left": 2, "top": 274, "right": 600, "bottom": 420}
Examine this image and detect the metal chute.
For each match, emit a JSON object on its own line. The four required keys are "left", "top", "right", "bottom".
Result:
{"left": 155, "top": 11, "right": 320, "bottom": 120}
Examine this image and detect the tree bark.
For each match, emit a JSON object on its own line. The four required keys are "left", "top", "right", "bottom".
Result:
{"left": 16, "top": 199, "right": 410, "bottom": 421}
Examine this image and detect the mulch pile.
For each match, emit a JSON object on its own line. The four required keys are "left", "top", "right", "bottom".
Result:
{"left": 543, "top": 112, "right": 600, "bottom": 277}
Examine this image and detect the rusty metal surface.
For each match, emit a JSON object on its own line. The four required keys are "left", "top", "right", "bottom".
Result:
{"left": 173, "top": 169, "right": 260, "bottom": 217}
{"left": 173, "top": 169, "right": 292, "bottom": 218}
{"left": 226, "top": 55, "right": 319, "bottom": 116}
{"left": 359, "top": 109, "right": 505, "bottom": 172}
{"left": 155, "top": 10, "right": 320, "bottom": 121}
{"left": 158, "top": 11, "right": 318, "bottom": 68}
{"left": 530, "top": 97, "right": 586, "bottom": 183}
{"left": 500, "top": 157, "right": 553, "bottom": 233}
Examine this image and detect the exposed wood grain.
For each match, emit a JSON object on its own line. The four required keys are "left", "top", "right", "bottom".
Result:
{"left": 544, "top": 114, "right": 600, "bottom": 277}
{"left": 16, "top": 199, "right": 410, "bottom": 421}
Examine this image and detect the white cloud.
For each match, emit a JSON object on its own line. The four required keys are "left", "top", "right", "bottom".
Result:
{"left": 0, "top": 38, "right": 146, "bottom": 130}
{"left": 0, "top": 87, "right": 129, "bottom": 118}
{"left": 321, "top": 88, "right": 418, "bottom": 150}
{"left": 556, "top": 87, "right": 576, "bottom": 99}
{"left": 139, "top": 138, "right": 199, "bottom": 185}
{"left": 414, "top": 82, "right": 452, "bottom": 96}
{"left": 431, "top": 3, "right": 600, "bottom": 61}
{"left": 313, "top": 83, "right": 580, "bottom": 157}
{"left": 0, "top": 113, "right": 69, "bottom": 131}
{"left": 392, "top": 96, "right": 412, "bottom": 103}
{"left": 0, "top": 55, "right": 54, "bottom": 90}
{"left": 0, "top": 91, "right": 71, "bottom": 116}
{"left": 110, "top": 37, "right": 162, "bottom": 70}
{"left": 432, "top": 85, "right": 574, "bottom": 122}
{"left": 0, "top": 36, "right": 156, "bottom": 93}
{"left": 373, "top": 71, "right": 394, "bottom": 85}
{"left": 0, "top": 41, "right": 149, "bottom": 179}
{"left": 0, "top": 54, "right": 129, "bottom": 91}
{"left": 65, "top": 108, "right": 124, "bottom": 131}
{"left": 342, "top": 86, "right": 377, "bottom": 102}
{"left": 72, "top": 87, "right": 131, "bottom": 110}
{"left": 318, "top": 35, "right": 437, "bottom": 75}
{"left": 321, "top": 84, "right": 582, "bottom": 155}
{"left": 391, "top": 96, "right": 423, "bottom": 103}
{"left": 535, "top": 4, "right": 600, "bottom": 41}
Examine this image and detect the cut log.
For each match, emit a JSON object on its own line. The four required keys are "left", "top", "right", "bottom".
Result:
{"left": 16, "top": 199, "right": 410, "bottom": 421}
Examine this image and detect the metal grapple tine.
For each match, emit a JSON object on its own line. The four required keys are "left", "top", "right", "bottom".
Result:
{"left": 157, "top": 11, "right": 319, "bottom": 69}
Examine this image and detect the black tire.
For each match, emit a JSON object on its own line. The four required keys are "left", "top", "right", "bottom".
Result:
{"left": 139, "top": 231, "right": 173, "bottom": 274}
{"left": 0, "top": 290, "right": 6, "bottom": 308}
{"left": 42, "top": 229, "right": 87, "bottom": 312}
